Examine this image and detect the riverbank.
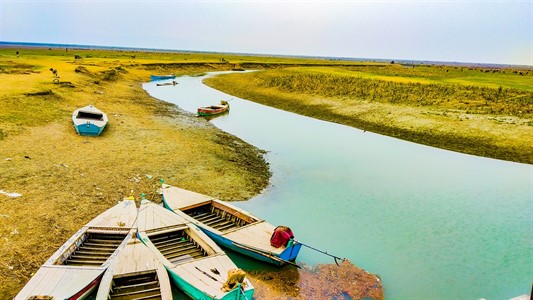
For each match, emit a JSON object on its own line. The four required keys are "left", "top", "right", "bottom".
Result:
{"left": 0, "top": 47, "right": 270, "bottom": 297}
{"left": 0, "top": 47, "right": 384, "bottom": 299}
{"left": 204, "top": 66, "right": 533, "bottom": 164}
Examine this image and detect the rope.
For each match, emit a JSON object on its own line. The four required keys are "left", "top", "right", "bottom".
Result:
{"left": 297, "top": 240, "right": 347, "bottom": 266}
{"left": 239, "top": 283, "right": 250, "bottom": 300}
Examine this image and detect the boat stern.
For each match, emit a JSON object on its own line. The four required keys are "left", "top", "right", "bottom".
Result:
{"left": 279, "top": 240, "right": 302, "bottom": 262}
{"left": 74, "top": 122, "right": 105, "bottom": 136}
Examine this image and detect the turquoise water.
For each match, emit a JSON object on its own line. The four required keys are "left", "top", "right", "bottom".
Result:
{"left": 144, "top": 73, "right": 532, "bottom": 300}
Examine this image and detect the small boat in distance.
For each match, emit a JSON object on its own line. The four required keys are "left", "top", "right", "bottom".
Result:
{"left": 72, "top": 105, "right": 108, "bottom": 136}
{"left": 137, "top": 199, "right": 254, "bottom": 300}
{"left": 156, "top": 80, "right": 178, "bottom": 86}
{"left": 197, "top": 100, "right": 230, "bottom": 117}
{"left": 15, "top": 200, "right": 137, "bottom": 300}
{"left": 151, "top": 74, "right": 176, "bottom": 81}
{"left": 161, "top": 184, "right": 302, "bottom": 266}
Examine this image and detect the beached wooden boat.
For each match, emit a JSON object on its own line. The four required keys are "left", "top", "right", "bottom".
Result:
{"left": 151, "top": 74, "right": 176, "bottom": 81}
{"left": 15, "top": 200, "right": 138, "bottom": 300}
{"left": 95, "top": 237, "right": 172, "bottom": 300}
{"left": 197, "top": 100, "right": 229, "bottom": 117}
{"left": 137, "top": 199, "right": 254, "bottom": 300}
{"left": 72, "top": 105, "right": 108, "bottom": 136}
{"left": 156, "top": 81, "right": 178, "bottom": 86}
{"left": 161, "top": 185, "right": 302, "bottom": 266}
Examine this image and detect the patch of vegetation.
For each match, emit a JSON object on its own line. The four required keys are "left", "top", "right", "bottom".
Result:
{"left": 0, "top": 61, "right": 38, "bottom": 74}
{"left": 191, "top": 72, "right": 207, "bottom": 77}
{"left": 258, "top": 70, "right": 533, "bottom": 116}
{"left": 205, "top": 66, "right": 533, "bottom": 164}
{"left": 74, "top": 65, "right": 92, "bottom": 75}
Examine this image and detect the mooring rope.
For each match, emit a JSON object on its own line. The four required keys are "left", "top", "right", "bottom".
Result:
{"left": 239, "top": 285, "right": 250, "bottom": 300}
{"left": 297, "top": 240, "right": 347, "bottom": 266}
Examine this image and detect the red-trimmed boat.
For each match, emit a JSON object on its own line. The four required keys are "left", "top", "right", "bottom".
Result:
{"left": 197, "top": 100, "right": 229, "bottom": 117}
{"left": 15, "top": 200, "right": 138, "bottom": 300}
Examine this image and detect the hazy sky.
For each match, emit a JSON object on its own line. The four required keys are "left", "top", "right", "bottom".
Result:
{"left": 1, "top": 0, "right": 531, "bottom": 65}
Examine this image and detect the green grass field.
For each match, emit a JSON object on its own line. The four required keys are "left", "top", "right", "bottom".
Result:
{"left": 205, "top": 64, "right": 533, "bottom": 164}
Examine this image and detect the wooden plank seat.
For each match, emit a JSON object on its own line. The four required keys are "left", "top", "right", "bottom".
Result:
{"left": 114, "top": 280, "right": 158, "bottom": 291}
{"left": 184, "top": 204, "right": 249, "bottom": 232}
{"left": 74, "top": 250, "right": 111, "bottom": 257}
{"left": 65, "top": 260, "right": 105, "bottom": 266}
{"left": 163, "top": 247, "right": 203, "bottom": 258}
{"left": 151, "top": 236, "right": 189, "bottom": 246}
{"left": 64, "top": 233, "right": 125, "bottom": 266}
{"left": 150, "top": 230, "right": 207, "bottom": 263}
{"left": 110, "top": 271, "right": 161, "bottom": 300}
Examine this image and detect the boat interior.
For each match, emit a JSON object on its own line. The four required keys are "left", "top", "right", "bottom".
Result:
{"left": 183, "top": 201, "right": 258, "bottom": 232}
{"left": 108, "top": 271, "right": 162, "bottom": 300}
{"left": 76, "top": 111, "right": 104, "bottom": 121}
{"left": 60, "top": 232, "right": 126, "bottom": 267}
{"left": 148, "top": 229, "right": 208, "bottom": 265}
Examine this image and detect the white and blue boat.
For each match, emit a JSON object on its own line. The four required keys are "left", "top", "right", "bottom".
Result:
{"left": 72, "top": 105, "right": 108, "bottom": 136}
{"left": 137, "top": 199, "right": 254, "bottom": 300}
{"left": 161, "top": 184, "right": 302, "bottom": 266}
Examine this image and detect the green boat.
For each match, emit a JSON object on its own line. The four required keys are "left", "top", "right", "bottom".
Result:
{"left": 137, "top": 199, "right": 254, "bottom": 300}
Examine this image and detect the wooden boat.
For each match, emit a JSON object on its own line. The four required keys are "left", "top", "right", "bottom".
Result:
{"left": 161, "top": 185, "right": 302, "bottom": 266}
{"left": 137, "top": 199, "right": 254, "bottom": 300}
{"left": 72, "top": 105, "right": 108, "bottom": 136}
{"left": 197, "top": 100, "right": 229, "bottom": 117}
{"left": 95, "top": 237, "right": 172, "bottom": 300}
{"left": 156, "top": 81, "right": 178, "bottom": 86}
{"left": 15, "top": 200, "right": 138, "bottom": 300}
{"left": 150, "top": 74, "right": 176, "bottom": 81}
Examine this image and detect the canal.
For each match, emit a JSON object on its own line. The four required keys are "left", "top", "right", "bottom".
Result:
{"left": 144, "top": 72, "right": 532, "bottom": 299}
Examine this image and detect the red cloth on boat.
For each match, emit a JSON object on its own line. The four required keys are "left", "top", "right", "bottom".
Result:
{"left": 270, "top": 226, "right": 294, "bottom": 248}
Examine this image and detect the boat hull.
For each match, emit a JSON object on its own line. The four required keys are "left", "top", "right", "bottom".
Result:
{"left": 151, "top": 75, "right": 176, "bottom": 81}
{"left": 74, "top": 123, "right": 106, "bottom": 136}
{"left": 197, "top": 106, "right": 229, "bottom": 116}
{"left": 167, "top": 267, "right": 254, "bottom": 300}
{"left": 200, "top": 226, "right": 302, "bottom": 266}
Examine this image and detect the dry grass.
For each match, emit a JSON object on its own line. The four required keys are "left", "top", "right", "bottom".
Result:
{"left": 204, "top": 66, "right": 533, "bottom": 164}
{"left": 0, "top": 47, "right": 272, "bottom": 297}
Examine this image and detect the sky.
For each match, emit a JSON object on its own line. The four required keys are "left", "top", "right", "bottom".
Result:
{"left": 1, "top": 0, "right": 531, "bottom": 66}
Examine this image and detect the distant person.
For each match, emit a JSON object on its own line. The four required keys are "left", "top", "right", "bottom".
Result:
{"left": 16, "top": 50, "right": 19, "bottom": 58}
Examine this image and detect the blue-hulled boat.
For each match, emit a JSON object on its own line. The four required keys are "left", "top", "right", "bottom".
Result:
{"left": 72, "top": 105, "right": 108, "bottom": 136}
{"left": 161, "top": 184, "right": 302, "bottom": 266}
{"left": 150, "top": 74, "right": 176, "bottom": 81}
{"left": 137, "top": 199, "right": 254, "bottom": 300}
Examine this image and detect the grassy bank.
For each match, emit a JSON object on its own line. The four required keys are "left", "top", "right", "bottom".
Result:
{"left": 204, "top": 65, "right": 533, "bottom": 164}
{"left": 0, "top": 47, "right": 273, "bottom": 297}
{"left": 1, "top": 47, "right": 384, "bottom": 299}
